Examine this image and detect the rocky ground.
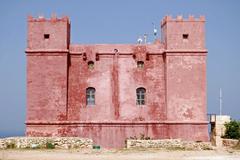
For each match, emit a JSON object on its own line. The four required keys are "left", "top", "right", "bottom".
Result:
{"left": 0, "top": 148, "right": 240, "bottom": 160}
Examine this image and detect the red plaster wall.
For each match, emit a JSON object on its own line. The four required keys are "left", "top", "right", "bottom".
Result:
{"left": 117, "top": 54, "right": 166, "bottom": 121}
{"left": 68, "top": 53, "right": 115, "bottom": 121}
{"left": 27, "top": 55, "right": 68, "bottom": 121}
{"left": 165, "top": 55, "right": 207, "bottom": 121}
{"left": 67, "top": 45, "right": 166, "bottom": 122}
{"left": 25, "top": 15, "right": 209, "bottom": 148}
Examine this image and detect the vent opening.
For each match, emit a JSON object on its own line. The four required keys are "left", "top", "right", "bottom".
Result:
{"left": 44, "top": 34, "right": 50, "bottom": 39}
{"left": 182, "top": 34, "right": 189, "bottom": 40}
{"left": 137, "top": 61, "right": 144, "bottom": 69}
{"left": 88, "top": 61, "right": 94, "bottom": 69}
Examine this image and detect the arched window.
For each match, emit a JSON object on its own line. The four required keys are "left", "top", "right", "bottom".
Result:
{"left": 86, "top": 87, "right": 95, "bottom": 105}
{"left": 136, "top": 87, "right": 146, "bottom": 105}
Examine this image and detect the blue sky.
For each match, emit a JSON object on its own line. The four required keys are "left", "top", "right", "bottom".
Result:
{"left": 0, "top": 0, "right": 240, "bottom": 137}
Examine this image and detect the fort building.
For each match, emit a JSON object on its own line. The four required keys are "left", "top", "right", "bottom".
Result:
{"left": 25, "top": 15, "right": 208, "bottom": 148}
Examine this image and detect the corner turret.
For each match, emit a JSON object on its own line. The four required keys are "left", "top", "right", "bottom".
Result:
{"left": 27, "top": 15, "right": 70, "bottom": 52}
{"left": 161, "top": 15, "right": 206, "bottom": 50}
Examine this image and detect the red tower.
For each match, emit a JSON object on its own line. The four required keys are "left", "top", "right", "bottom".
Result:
{"left": 25, "top": 15, "right": 209, "bottom": 148}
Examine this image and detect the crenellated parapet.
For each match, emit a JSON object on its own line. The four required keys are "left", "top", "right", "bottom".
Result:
{"left": 27, "top": 14, "right": 70, "bottom": 23}
{"left": 161, "top": 15, "right": 205, "bottom": 27}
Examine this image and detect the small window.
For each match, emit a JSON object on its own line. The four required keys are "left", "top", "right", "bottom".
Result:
{"left": 136, "top": 87, "right": 146, "bottom": 105}
{"left": 88, "top": 61, "right": 94, "bottom": 69}
{"left": 137, "top": 61, "right": 144, "bottom": 69}
{"left": 182, "top": 34, "right": 189, "bottom": 40}
{"left": 86, "top": 87, "right": 95, "bottom": 105}
{"left": 44, "top": 34, "right": 50, "bottom": 39}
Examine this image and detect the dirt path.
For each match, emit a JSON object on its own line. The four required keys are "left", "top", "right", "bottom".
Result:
{"left": 1, "top": 149, "right": 240, "bottom": 160}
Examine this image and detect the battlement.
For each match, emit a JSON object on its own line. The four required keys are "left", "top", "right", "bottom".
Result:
{"left": 28, "top": 14, "right": 70, "bottom": 23}
{"left": 161, "top": 15, "right": 205, "bottom": 27}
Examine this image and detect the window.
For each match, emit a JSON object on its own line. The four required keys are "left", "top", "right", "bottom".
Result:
{"left": 88, "top": 61, "right": 94, "bottom": 69}
{"left": 136, "top": 87, "right": 146, "bottom": 105}
{"left": 86, "top": 87, "right": 95, "bottom": 105}
{"left": 137, "top": 61, "right": 144, "bottom": 68}
{"left": 182, "top": 34, "right": 189, "bottom": 40}
{"left": 44, "top": 34, "right": 50, "bottom": 39}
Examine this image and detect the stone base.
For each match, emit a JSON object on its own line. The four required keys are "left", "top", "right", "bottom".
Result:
{"left": 26, "top": 121, "right": 209, "bottom": 148}
{"left": 0, "top": 137, "right": 92, "bottom": 149}
{"left": 126, "top": 139, "right": 213, "bottom": 150}
{"left": 222, "top": 139, "right": 239, "bottom": 147}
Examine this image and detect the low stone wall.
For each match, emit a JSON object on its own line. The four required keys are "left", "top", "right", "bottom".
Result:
{"left": 126, "top": 139, "right": 213, "bottom": 150}
{"left": 222, "top": 139, "right": 239, "bottom": 147}
{"left": 0, "top": 137, "right": 92, "bottom": 149}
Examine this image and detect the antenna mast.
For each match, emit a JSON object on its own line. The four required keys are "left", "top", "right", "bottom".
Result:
{"left": 219, "top": 88, "right": 222, "bottom": 115}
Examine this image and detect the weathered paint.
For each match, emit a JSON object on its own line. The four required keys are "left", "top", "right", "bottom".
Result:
{"left": 25, "top": 15, "right": 209, "bottom": 148}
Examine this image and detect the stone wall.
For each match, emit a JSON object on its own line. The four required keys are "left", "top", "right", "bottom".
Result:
{"left": 210, "top": 115, "right": 231, "bottom": 147}
{"left": 222, "top": 139, "right": 239, "bottom": 147}
{"left": 0, "top": 137, "right": 92, "bottom": 149}
{"left": 126, "top": 139, "right": 213, "bottom": 150}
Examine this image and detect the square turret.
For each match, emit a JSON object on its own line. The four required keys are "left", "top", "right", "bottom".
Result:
{"left": 27, "top": 15, "right": 70, "bottom": 51}
{"left": 161, "top": 15, "right": 206, "bottom": 50}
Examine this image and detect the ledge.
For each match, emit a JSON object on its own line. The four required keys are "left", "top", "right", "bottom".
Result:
{"left": 25, "top": 49, "right": 207, "bottom": 56}
{"left": 164, "top": 50, "right": 207, "bottom": 56}
{"left": 25, "top": 49, "right": 69, "bottom": 55}
{"left": 25, "top": 120, "right": 209, "bottom": 125}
